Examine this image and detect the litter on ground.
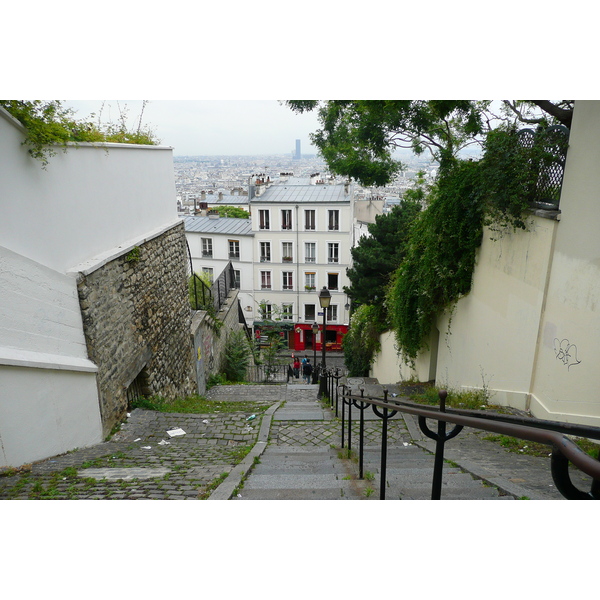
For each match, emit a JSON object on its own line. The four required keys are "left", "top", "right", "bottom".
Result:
{"left": 166, "top": 428, "right": 186, "bottom": 437}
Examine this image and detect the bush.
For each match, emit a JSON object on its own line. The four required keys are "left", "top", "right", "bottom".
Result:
{"left": 221, "top": 329, "right": 252, "bottom": 382}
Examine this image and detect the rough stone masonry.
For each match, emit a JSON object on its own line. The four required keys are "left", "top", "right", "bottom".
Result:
{"left": 77, "top": 222, "right": 197, "bottom": 437}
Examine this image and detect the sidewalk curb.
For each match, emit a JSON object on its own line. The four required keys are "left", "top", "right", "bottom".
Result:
{"left": 207, "top": 401, "right": 281, "bottom": 500}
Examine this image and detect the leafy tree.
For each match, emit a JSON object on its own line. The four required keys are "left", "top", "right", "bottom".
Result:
{"left": 286, "top": 100, "right": 489, "bottom": 185}
{"left": 212, "top": 205, "right": 249, "bottom": 219}
{"left": 346, "top": 189, "right": 422, "bottom": 310}
{"left": 342, "top": 304, "right": 387, "bottom": 376}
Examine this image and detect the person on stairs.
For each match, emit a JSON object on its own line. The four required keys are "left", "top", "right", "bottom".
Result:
{"left": 302, "top": 358, "right": 313, "bottom": 384}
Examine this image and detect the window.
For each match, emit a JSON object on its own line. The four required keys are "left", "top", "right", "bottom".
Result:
{"left": 326, "top": 305, "right": 338, "bottom": 322}
{"left": 201, "top": 238, "right": 213, "bottom": 258}
{"left": 282, "top": 242, "right": 293, "bottom": 262}
{"left": 282, "top": 303, "right": 293, "bottom": 320}
{"left": 260, "top": 241, "right": 271, "bottom": 262}
{"left": 327, "top": 273, "right": 339, "bottom": 290}
{"left": 281, "top": 209, "right": 292, "bottom": 230}
{"left": 305, "top": 272, "right": 316, "bottom": 290}
{"left": 305, "top": 209, "right": 315, "bottom": 230}
{"left": 305, "top": 242, "right": 316, "bottom": 263}
{"left": 328, "top": 243, "right": 339, "bottom": 263}
{"left": 304, "top": 304, "right": 316, "bottom": 321}
{"left": 261, "top": 271, "right": 271, "bottom": 289}
{"left": 233, "top": 270, "right": 241, "bottom": 289}
{"left": 229, "top": 240, "right": 240, "bottom": 259}
{"left": 328, "top": 210, "right": 339, "bottom": 231}
{"left": 202, "top": 267, "right": 213, "bottom": 283}
{"left": 261, "top": 303, "right": 272, "bottom": 319}
{"left": 259, "top": 209, "right": 270, "bottom": 230}
{"left": 282, "top": 271, "right": 293, "bottom": 290}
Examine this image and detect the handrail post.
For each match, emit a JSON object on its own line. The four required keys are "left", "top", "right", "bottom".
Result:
{"left": 340, "top": 384, "right": 346, "bottom": 449}
{"left": 358, "top": 388, "right": 365, "bottom": 479}
{"left": 431, "top": 390, "right": 448, "bottom": 500}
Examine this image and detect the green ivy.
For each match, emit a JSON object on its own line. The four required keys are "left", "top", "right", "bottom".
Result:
{"left": 388, "top": 160, "right": 485, "bottom": 365}
{"left": 386, "top": 125, "right": 568, "bottom": 366}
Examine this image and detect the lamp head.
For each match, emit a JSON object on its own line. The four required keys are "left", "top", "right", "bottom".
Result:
{"left": 318, "top": 286, "right": 331, "bottom": 308}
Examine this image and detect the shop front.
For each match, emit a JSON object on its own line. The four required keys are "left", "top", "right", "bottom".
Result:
{"left": 292, "top": 323, "right": 348, "bottom": 353}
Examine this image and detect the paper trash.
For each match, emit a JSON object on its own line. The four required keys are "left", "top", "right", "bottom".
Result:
{"left": 158, "top": 439, "right": 171, "bottom": 446}
{"left": 166, "top": 428, "right": 186, "bottom": 437}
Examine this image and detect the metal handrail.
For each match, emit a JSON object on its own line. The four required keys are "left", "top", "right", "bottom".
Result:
{"left": 334, "top": 381, "right": 600, "bottom": 500}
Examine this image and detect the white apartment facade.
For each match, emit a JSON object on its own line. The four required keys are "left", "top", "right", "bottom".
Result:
{"left": 249, "top": 175, "right": 353, "bottom": 352}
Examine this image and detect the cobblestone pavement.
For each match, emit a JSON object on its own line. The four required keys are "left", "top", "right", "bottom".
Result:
{"left": 0, "top": 386, "right": 277, "bottom": 500}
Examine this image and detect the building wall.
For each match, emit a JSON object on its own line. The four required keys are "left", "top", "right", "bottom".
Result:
{"left": 76, "top": 222, "right": 197, "bottom": 436}
{"left": 251, "top": 200, "right": 353, "bottom": 326}
{"left": 528, "top": 101, "right": 600, "bottom": 426}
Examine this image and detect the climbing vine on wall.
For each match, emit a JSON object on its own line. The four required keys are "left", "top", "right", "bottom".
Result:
{"left": 386, "top": 124, "right": 569, "bottom": 366}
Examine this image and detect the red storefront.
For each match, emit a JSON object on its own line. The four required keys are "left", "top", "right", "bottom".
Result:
{"left": 291, "top": 323, "right": 348, "bottom": 353}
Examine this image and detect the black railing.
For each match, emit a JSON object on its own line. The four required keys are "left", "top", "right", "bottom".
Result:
{"left": 518, "top": 125, "right": 569, "bottom": 211}
{"left": 245, "top": 364, "right": 292, "bottom": 384}
{"left": 320, "top": 370, "right": 600, "bottom": 500}
{"left": 185, "top": 239, "right": 238, "bottom": 314}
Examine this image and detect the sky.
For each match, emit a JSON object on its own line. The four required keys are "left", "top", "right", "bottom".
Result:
{"left": 63, "top": 99, "right": 323, "bottom": 156}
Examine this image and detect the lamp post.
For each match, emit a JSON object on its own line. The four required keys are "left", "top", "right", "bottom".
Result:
{"left": 318, "top": 286, "right": 331, "bottom": 396}
{"left": 311, "top": 321, "right": 319, "bottom": 383}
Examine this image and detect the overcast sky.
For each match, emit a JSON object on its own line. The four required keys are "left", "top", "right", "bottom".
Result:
{"left": 64, "top": 100, "right": 322, "bottom": 156}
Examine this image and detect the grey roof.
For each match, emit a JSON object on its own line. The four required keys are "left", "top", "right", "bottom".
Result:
{"left": 251, "top": 183, "right": 351, "bottom": 204}
{"left": 182, "top": 216, "right": 253, "bottom": 236}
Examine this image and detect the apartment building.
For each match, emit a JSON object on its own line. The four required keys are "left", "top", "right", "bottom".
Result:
{"left": 249, "top": 174, "right": 353, "bottom": 352}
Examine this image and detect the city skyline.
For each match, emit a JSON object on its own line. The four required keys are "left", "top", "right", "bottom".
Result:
{"left": 64, "top": 100, "right": 322, "bottom": 157}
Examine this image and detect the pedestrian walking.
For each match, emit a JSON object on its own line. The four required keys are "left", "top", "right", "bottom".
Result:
{"left": 293, "top": 357, "right": 300, "bottom": 379}
{"left": 302, "top": 358, "right": 313, "bottom": 384}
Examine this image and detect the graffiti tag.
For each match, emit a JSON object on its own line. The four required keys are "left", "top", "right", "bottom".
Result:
{"left": 553, "top": 338, "right": 582, "bottom": 370}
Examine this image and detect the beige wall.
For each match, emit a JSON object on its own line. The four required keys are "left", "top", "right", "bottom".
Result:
{"left": 434, "top": 215, "right": 557, "bottom": 410}
{"left": 528, "top": 101, "right": 600, "bottom": 426}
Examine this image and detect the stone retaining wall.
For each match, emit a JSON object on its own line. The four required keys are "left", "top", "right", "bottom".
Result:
{"left": 77, "top": 222, "right": 197, "bottom": 436}
{"left": 191, "top": 289, "right": 249, "bottom": 395}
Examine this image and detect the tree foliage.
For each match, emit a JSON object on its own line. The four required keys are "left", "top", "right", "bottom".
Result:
{"left": 211, "top": 205, "right": 249, "bottom": 219}
{"left": 286, "top": 100, "right": 489, "bottom": 185}
{"left": 342, "top": 304, "right": 387, "bottom": 376}
{"left": 346, "top": 187, "right": 423, "bottom": 310}
{"left": 388, "top": 160, "right": 485, "bottom": 363}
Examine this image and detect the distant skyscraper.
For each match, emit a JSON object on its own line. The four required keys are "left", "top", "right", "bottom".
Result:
{"left": 294, "top": 139, "right": 301, "bottom": 160}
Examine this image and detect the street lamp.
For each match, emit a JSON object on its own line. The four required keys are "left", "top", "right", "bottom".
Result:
{"left": 318, "top": 286, "right": 331, "bottom": 396}
{"left": 311, "top": 321, "right": 319, "bottom": 383}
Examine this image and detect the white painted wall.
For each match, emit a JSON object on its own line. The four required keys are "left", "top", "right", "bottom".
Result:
{"left": 0, "top": 366, "right": 102, "bottom": 467}
{"left": 0, "top": 107, "right": 178, "bottom": 274}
